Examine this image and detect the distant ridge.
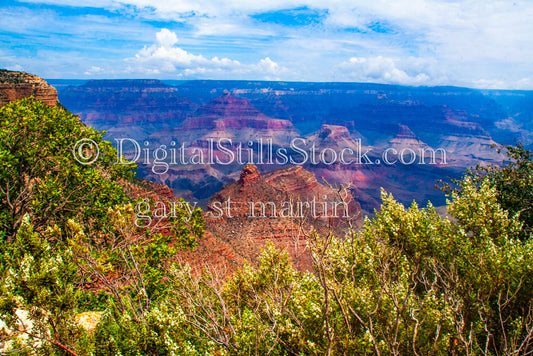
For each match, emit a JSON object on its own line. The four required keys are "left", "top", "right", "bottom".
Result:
{"left": 79, "top": 79, "right": 171, "bottom": 88}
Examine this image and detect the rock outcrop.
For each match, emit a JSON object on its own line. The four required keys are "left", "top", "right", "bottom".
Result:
{"left": 239, "top": 163, "right": 261, "bottom": 185}
{"left": 177, "top": 164, "right": 363, "bottom": 274}
{"left": 306, "top": 124, "right": 364, "bottom": 152}
{"left": 120, "top": 178, "right": 175, "bottom": 202}
{"left": 304, "top": 124, "right": 373, "bottom": 167}
{"left": 0, "top": 69, "right": 58, "bottom": 106}
{"left": 208, "top": 164, "right": 359, "bottom": 220}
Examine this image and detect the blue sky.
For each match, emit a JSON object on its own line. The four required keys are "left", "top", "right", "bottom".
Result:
{"left": 0, "top": 0, "right": 531, "bottom": 89}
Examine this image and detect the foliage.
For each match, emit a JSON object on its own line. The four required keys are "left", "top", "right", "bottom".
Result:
{"left": 0, "top": 99, "right": 203, "bottom": 354}
{"left": 0, "top": 97, "right": 134, "bottom": 241}
{"left": 307, "top": 179, "right": 533, "bottom": 354}
{"left": 68, "top": 201, "right": 204, "bottom": 317}
{"left": 147, "top": 176, "right": 533, "bottom": 355}
{"left": 156, "top": 245, "right": 325, "bottom": 355}
{"left": 0, "top": 203, "right": 204, "bottom": 354}
{"left": 448, "top": 143, "right": 533, "bottom": 240}
{"left": 0, "top": 215, "right": 91, "bottom": 355}
{"left": 1, "top": 98, "right": 532, "bottom": 354}
{"left": 478, "top": 143, "right": 533, "bottom": 239}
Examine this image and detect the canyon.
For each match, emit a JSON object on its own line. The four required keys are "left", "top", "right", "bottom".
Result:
{"left": 3, "top": 69, "right": 533, "bottom": 272}
{"left": 6, "top": 71, "right": 530, "bottom": 213}
{"left": 55, "top": 78, "right": 530, "bottom": 212}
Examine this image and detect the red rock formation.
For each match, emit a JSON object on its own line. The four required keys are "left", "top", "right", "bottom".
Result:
{"left": 239, "top": 163, "right": 260, "bottom": 185}
{"left": 0, "top": 70, "right": 58, "bottom": 106}
{"left": 120, "top": 178, "right": 175, "bottom": 202}
{"left": 177, "top": 164, "right": 363, "bottom": 275}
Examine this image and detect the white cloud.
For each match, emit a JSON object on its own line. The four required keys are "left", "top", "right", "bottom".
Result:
{"left": 474, "top": 77, "right": 533, "bottom": 90}
{"left": 155, "top": 28, "right": 178, "bottom": 47}
{"left": 7, "top": 0, "right": 533, "bottom": 88}
{"left": 335, "top": 56, "right": 436, "bottom": 85}
{"left": 84, "top": 65, "right": 104, "bottom": 75}
{"left": 127, "top": 29, "right": 285, "bottom": 79}
{"left": 135, "top": 42, "right": 207, "bottom": 67}
{"left": 256, "top": 57, "right": 279, "bottom": 73}
{"left": 193, "top": 17, "right": 273, "bottom": 37}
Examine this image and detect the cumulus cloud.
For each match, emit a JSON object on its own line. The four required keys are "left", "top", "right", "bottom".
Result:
{"left": 127, "top": 28, "right": 285, "bottom": 79}
{"left": 256, "top": 57, "right": 279, "bottom": 73}
{"left": 155, "top": 28, "right": 178, "bottom": 47}
{"left": 135, "top": 38, "right": 207, "bottom": 68}
{"left": 473, "top": 77, "right": 533, "bottom": 90}
{"left": 335, "top": 56, "right": 437, "bottom": 86}
{"left": 83, "top": 65, "right": 104, "bottom": 76}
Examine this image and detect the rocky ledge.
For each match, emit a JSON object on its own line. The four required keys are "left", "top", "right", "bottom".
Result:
{"left": 0, "top": 69, "right": 58, "bottom": 106}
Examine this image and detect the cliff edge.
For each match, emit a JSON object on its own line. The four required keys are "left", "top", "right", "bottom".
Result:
{"left": 0, "top": 69, "right": 58, "bottom": 107}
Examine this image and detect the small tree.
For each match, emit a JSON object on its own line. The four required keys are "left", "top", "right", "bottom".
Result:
{"left": 443, "top": 142, "right": 533, "bottom": 241}
{"left": 475, "top": 143, "right": 533, "bottom": 240}
{"left": 0, "top": 98, "right": 205, "bottom": 354}
{"left": 0, "top": 97, "right": 133, "bottom": 241}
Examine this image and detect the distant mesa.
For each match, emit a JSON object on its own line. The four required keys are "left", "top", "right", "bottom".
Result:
{"left": 396, "top": 124, "right": 422, "bottom": 141}
{"left": 79, "top": 79, "right": 173, "bottom": 90}
{"left": 157, "top": 93, "right": 300, "bottom": 146}
{"left": 388, "top": 124, "right": 430, "bottom": 152}
{"left": 316, "top": 124, "right": 354, "bottom": 142}
{"left": 195, "top": 92, "right": 262, "bottom": 119}
{"left": 58, "top": 77, "right": 196, "bottom": 141}
{"left": 0, "top": 69, "right": 58, "bottom": 107}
